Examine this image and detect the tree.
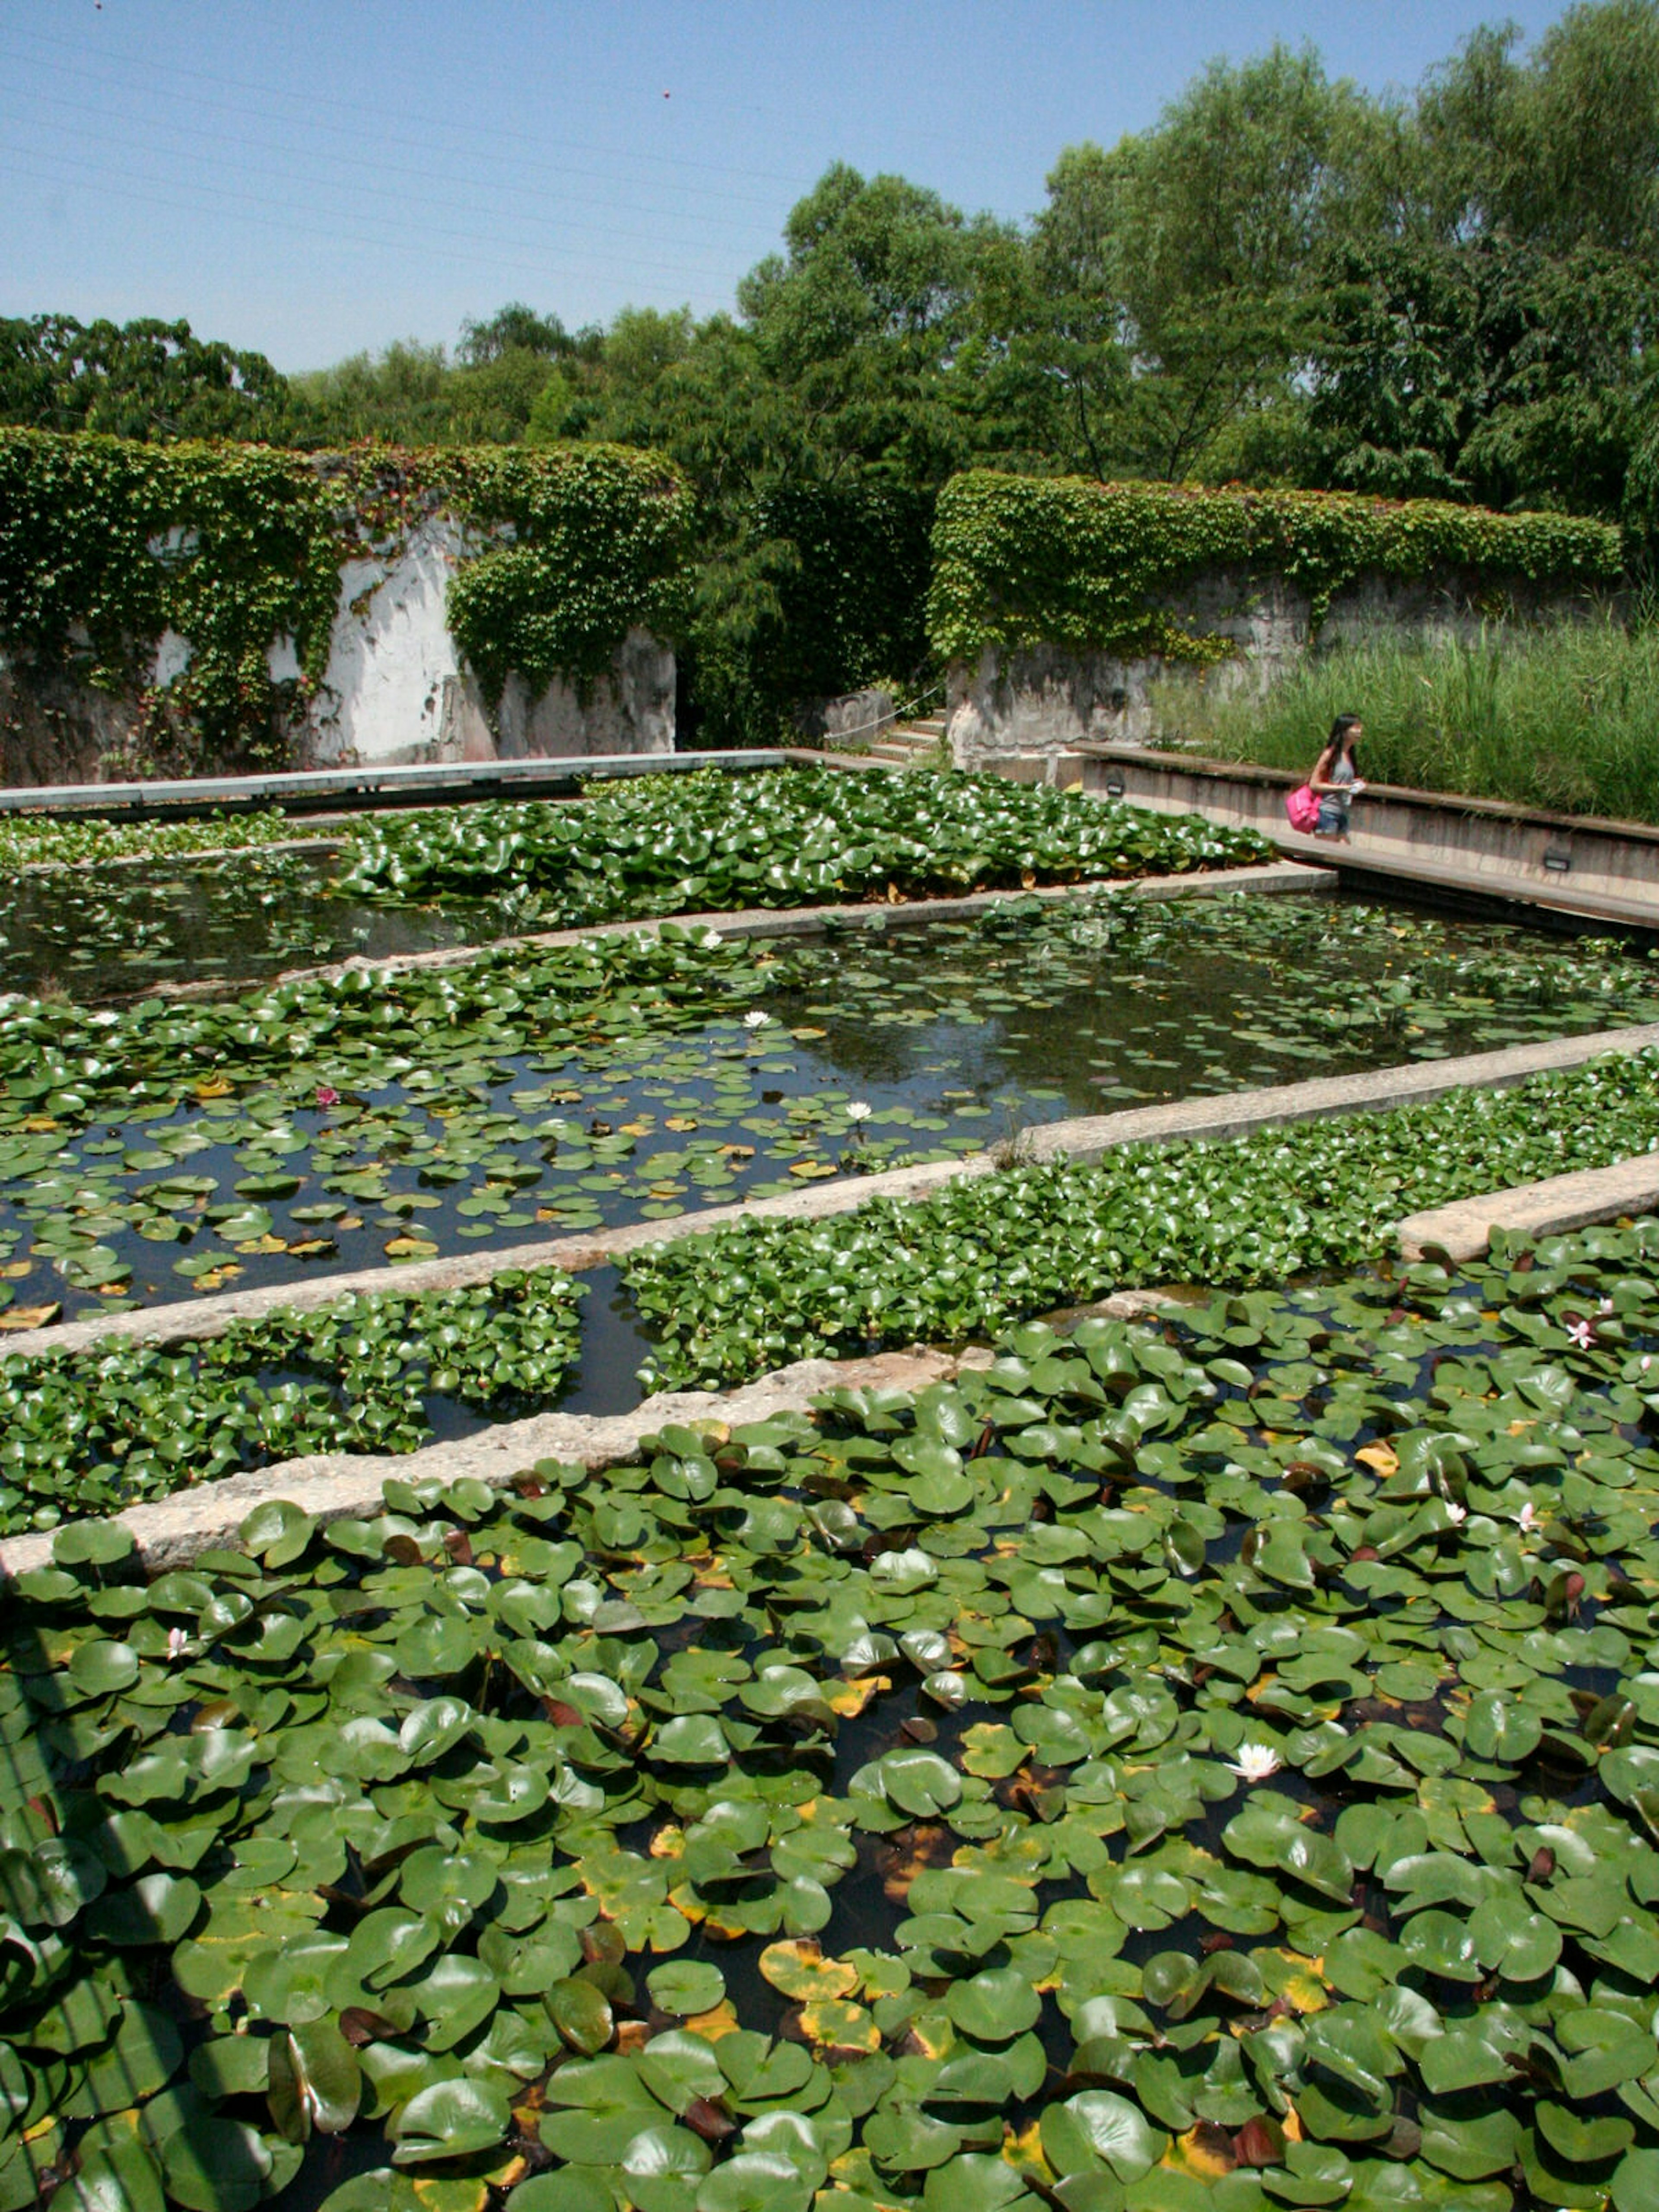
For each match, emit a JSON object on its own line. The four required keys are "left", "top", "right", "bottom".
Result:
{"left": 457, "top": 301, "right": 574, "bottom": 365}
{"left": 1102, "top": 46, "right": 1377, "bottom": 480}
{"left": 1305, "top": 4, "right": 1659, "bottom": 520}
{"left": 0, "top": 315, "right": 287, "bottom": 439}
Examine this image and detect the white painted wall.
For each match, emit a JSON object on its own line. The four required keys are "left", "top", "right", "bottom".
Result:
{"left": 308, "top": 518, "right": 673, "bottom": 767}
{"left": 309, "top": 518, "right": 477, "bottom": 766}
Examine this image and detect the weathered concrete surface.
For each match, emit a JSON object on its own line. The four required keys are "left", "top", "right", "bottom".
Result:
{"left": 1398, "top": 1155, "right": 1659, "bottom": 1263}
{"left": 147, "top": 858, "right": 1330, "bottom": 1004}
{"left": 0, "top": 1344, "right": 991, "bottom": 1580}
{"left": 794, "top": 688, "right": 898, "bottom": 747}
{"left": 1, "top": 509, "right": 677, "bottom": 787}
{"left": 1076, "top": 746, "right": 1659, "bottom": 922}
{"left": 490, "top": 628, "right": 674, "bottom": 762}
{"left": 12, "top": 1009, "right": 1653, "bottom": 1364}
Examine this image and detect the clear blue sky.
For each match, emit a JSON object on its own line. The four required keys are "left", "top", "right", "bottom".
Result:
{"left": 0, "top": 0, "right": 1573, "bottom": 372}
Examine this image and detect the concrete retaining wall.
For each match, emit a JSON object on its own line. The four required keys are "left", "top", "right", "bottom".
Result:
{"left": 948, "top": 568, "right": 1608, "bottom": 766}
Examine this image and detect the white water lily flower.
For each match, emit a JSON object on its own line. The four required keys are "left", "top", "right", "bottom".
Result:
{"left": 1517, "top": 1501, "right": 1538, "bottom": 1532}
{"left": 1442, "top": 1500, "right": 1468, "bottom": 1526}
{"left": 165, "top": 1627, "right": 190, "bottom": 1662}
{"left": 700, "top": 928, "right": 723, "bottom": 947}
{"left": 1226, "top": 1742, "right": 1281, "bottom": 1783}
{"left": 845, "top": 1101, "right": 873, "bottom": 1122}
{"left": 1566, "top": 1317, "right": 1596, "bottom": 1351}
{"left": 742, "top": 1010, "right": 772, "bottom": 1030}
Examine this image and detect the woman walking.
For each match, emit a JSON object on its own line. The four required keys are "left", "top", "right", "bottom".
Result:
{"left": 1308, "top": 714, "right": 1365, "bottom": 842}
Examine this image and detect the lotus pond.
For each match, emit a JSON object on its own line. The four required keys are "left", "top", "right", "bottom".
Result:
{"left": 0, "top": 852, "right": 534, "bottom": 1005}
{"left": 0, "top": 771, "right": 1274, "bottom": 1005}
{"left": 16, "top": 1033, "right": 1659, "bottom": 1541}
{"left": 6, "top": 1223, "right": 1659, "bottom": 2212}
{"left": 5, "top": 896, "right": 1659, "bottom": 1333}
{"left": 12, "top": 896, "right": 1659, "bottom": 1537}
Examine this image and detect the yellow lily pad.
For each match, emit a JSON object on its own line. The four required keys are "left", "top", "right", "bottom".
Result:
{"left": 759, "top": 1940, "right": 859, "bottom": 2001}
{"left": 798, "top": 1997, "right": 880, "bottom": 2050}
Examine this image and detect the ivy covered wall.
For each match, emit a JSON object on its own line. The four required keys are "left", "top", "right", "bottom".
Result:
{"left": 0, "top": 432, "right": 689, "bottom": 782}
{"left": 928, "top": 472, "right": 1627, "bottom": 761}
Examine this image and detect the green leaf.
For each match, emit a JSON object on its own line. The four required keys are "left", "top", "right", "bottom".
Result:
{"left": 389, "top": 2077, "right": 511, "bottom": 2165}
{"left": 1042, "top": 2091, "right": 1166, "bottom": 2183}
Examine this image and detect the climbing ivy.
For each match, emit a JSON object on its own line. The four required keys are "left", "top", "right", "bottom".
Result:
{"left": 442, "top": 444, "right": 688, "bottom": 701}
{"left": 0, "top": 432, "right": 687, "bottom": 769}
{"left": 926, "top": 470, "right": 1626, "bottom": 667}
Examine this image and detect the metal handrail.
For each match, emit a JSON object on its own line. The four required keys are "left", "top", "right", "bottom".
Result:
{"left": 827, "top": 681, "right": 947, "bottom": 746}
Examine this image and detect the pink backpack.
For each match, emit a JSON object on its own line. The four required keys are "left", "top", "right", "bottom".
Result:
{"left": 1285, "top": 783, "right": 1321, "bottom": 834}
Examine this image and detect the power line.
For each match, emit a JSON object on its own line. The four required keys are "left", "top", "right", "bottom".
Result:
{"left": 1, "top": 22, "right": 822, "bottom": 195}
{"left": 3, "top": 47, "right": 802, "bottom": 223}
{"left": 0, "top": 150, "right": 738, "bottom": 313}
{"left": 0, "top": 105, "right": 766, "bottom": 284}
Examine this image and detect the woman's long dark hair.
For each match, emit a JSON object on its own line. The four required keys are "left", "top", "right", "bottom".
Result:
{"left": 1319, "top": 713, "right": 1361, "bottom": 772}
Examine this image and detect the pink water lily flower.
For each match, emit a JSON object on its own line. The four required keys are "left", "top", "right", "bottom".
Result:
{"left": 315, "top": 1085, "right": 340, "bottom": 1109}
{"left": 1565, "top": 1316, "right": 1596, "bottom": 1351}
{"left": 166, "top": 1627, "right": 190, "bottom": 1662}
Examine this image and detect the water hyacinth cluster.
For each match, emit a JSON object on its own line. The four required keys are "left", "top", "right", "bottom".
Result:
{"left": 625, "top": 1046, "right": 1659, "bottom": 1390}
{"left": 3, "top": 1224, "right": 1659, "bottom": 2209}
{"left": 334, "top": 767, "right": 1276, "bottom": 917}
{"left": 0, "top": 1266, "right": 585, "bottom": 1537}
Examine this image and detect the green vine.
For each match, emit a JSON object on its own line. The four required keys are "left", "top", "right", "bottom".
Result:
{"left": 0, "top": 432, "right": 688, "bottom": 770}
{"left": 926, "top": 471, "right": 1627, "bottom": 667}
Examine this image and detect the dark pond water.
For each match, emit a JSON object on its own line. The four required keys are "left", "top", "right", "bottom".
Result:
{"left": 0, "top": 849, "right": 531, "bottom": 1001}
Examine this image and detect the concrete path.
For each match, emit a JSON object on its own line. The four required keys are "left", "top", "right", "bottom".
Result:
{"left": 1316, "top": 842, "right": 1659, "bottom": 935}
{"left": 0, "top": 1289, "right": 1176, "bottom": 1580}
{"left": 0, "top": 1344, "right": 998, "bottom": 1578}
{"left": 0, "top": 749, "right": 794, "bottom": 821}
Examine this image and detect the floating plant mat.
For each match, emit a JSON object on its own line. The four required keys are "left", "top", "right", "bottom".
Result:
{"left": 0, "top": 852, "right": 536, "bottom": 1005}
{"left": 7, "top": 1224, "right": 1659, "bottom": 2211}
{"left": 0, "top": 810, "right": 306, "bottom": 876}
{"left": 626, "top": 1046, "right": 1659, "bottom": 1389}
{"left": 0, "top": 1267, "right": 584, "bottom": 1539}
{"left": 5, "top": 899, "right": 1659, "bottom": 1326}
{"left": 333, "top": 766, "right": 1277, "bottom": 914}
{"left": 3, "top": 767, "right": 1272, "bottom": 1001}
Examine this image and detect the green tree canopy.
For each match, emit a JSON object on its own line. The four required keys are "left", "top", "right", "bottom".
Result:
{"left": 0, "top": 315, "right": 287, "bottom": 440}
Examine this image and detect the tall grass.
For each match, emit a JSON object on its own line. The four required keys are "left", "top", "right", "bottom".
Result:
{"left": 1149, "top": 620, "right": 1659, "bottom": 826}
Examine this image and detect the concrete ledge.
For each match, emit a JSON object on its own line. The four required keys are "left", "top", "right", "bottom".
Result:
{"left": 1076, "top": 746, "right": 1659, "bottom": 927}
{"left": 147, "top": 858, "right": 1329, "bottom": 1003}
{"left": 0, "top": 1290, "right": 1173, "bottom": 1580}
{"left": 12, "top": 1012, "right": 1659, "bottom": 1363}
{"left": 0, "top": 1346, "right": 958, "bottom": 1576}
{"left": 1398, "top": 1154, "right": 1659, "bottom": 1263}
